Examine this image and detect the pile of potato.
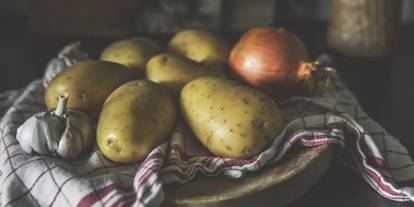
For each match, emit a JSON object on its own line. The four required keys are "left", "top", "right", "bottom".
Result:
{"left": 44, "top": 29, "right": 283, "bottom": 163}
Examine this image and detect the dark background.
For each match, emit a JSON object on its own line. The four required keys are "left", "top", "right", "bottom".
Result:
{"left": 1, "top": 0, "right": 414, "bottom": 206}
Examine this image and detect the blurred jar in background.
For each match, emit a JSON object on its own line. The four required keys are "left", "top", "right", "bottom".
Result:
{"left": 327, "top": 0, "right": 402, "bottom": 57}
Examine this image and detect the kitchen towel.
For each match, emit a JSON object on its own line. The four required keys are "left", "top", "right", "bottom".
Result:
{"left": 1, "top": 55, "right": 414, "bottom": 207}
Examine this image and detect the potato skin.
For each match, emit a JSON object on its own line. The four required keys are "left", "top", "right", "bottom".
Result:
{"left": 97, "top": 80, "right": 177, "bottom": 163}
{"left": 45, "top": 61, "right": 134, "bottom": 114}
{"left": 146, "top": 53, "right": 224, "bottom": 99}
{"left": 168, "top": 29, "right": 230, "bottom": 72}
{"left": 100, "top": 38, "right": 160, "bottom": 75}
{"left": 180, "top": 77, "right": 282, "bottom": 158}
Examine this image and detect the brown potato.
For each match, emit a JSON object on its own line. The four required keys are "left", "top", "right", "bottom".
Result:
{"left": 97, "top": 80, "right": 177, "bottom": 163}
{"left": 169, "top": 29, "right": 230, "bottom": 72}
{"left": 146, "top": 53, "right": 224, "bottom": 99}
{"left": 100, "top": 37, "right": 161, "bottom": 75}
{"left": 180, "top": 76, "right": 283, "bottom": 158}
{"left": 45, "top": 60, "right": 134, "bottom": 114}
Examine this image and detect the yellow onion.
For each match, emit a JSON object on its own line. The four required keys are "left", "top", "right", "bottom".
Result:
{"left": 229, "top": 27, "right": 326, "bottom": 100}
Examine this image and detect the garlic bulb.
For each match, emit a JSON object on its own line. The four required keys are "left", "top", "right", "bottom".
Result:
{"left": 16, "top": 94, "right": 94, "bottom": 159}
{"left": 43, "top": 41, "right": 89, "bottom": 87}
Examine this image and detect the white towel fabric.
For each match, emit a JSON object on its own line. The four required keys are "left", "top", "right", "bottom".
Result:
{"left": 1, "top": 66, "right": 414, "bottom": 207}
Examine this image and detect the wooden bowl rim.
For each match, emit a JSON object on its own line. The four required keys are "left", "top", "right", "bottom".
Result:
{"left": 166, "top": 144, "right": 334, "bottom": 204}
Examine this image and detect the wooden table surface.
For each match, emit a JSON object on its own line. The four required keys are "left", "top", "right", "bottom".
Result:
{"left": 1, "top": 17, "right": 414, "bottom": 206}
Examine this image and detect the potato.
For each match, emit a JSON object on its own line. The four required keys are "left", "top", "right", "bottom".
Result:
{"left": 45, "top": 61, "right": 134, "bottom": 114}
{"left": 180, "top": 77, "right": 282, "bottom": 158}
{"left": 169, "top": 29, "right": 230, "bottom": 72}
{"left": 146, "top": 53, "right": 225, "bottom": 99}
{"left": 97, "top": 80, "right": 177, "bottom": 163}
{"left": 100, "top": 37, "right": 161, "bottom": 75}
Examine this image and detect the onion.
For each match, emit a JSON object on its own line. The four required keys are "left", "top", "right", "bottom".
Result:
{"left": 229, "top": 27, "right": 330, "bottom": 100}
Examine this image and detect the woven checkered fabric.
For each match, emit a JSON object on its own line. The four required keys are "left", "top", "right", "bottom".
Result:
{"left": 1, "top": 73, "right": 414, "bottom": 206}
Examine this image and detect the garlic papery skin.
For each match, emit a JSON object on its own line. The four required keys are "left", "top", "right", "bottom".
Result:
{"left": 16, "top": 112, "right": 64, "bottom": 155}
{"left": 55, "top": 111, "right": 93, "bottom": 159}
{"left": 16, "top": 94, "right": 94, "bottom": 159}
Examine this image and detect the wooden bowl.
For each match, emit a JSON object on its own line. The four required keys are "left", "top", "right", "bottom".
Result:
{"left": 164, "top": 145, "right": 334, "bottom": 207}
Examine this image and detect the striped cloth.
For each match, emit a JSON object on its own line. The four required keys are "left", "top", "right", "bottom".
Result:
{"left": 1, "top": 71, "right": 414, "bottom": 206}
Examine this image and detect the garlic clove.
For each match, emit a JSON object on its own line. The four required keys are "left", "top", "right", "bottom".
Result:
{"left": 56, "top": 118, "right": 82, "bottom": 159}
{"left": 56, "top": 112, "right": 93, "bottom": 159}
{"left": 33, "top": 114, "right": 65, "bottom": 155}
{"left": 16, "top": 111, "right": 65, "bottom": 156}
{"left": 42, "top": 115, "right": 65, "bottom": 153}
{"left": 16, "top": 120, "right": 36, "bottom": 154}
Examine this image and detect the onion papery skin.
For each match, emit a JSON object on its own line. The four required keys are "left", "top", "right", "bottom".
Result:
{"left": 229, "top": 27, "right": 312, "bottom": 100}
